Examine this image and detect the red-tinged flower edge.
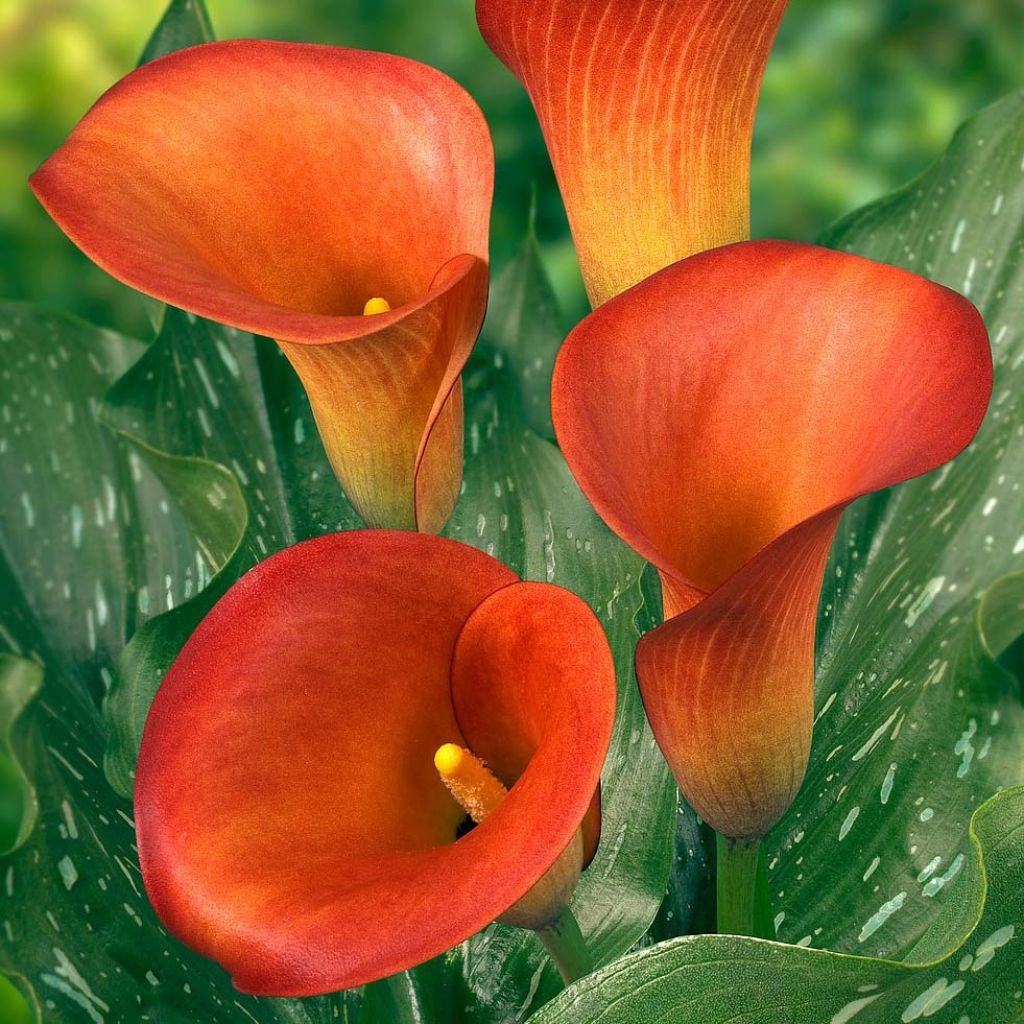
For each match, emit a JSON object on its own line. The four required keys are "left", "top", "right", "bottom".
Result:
{"left": 30, "top": 40, "right": 494, "bottom": 532}
{"left": 135, "top": 531, "right": 615, "bottom": 995}
{"left": 551, "top": 240, "right": 992, "bottom": 839}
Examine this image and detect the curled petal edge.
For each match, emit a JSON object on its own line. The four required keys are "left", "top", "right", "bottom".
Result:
{"left": 136, "top": 533, "right": 614, "bottom": 994}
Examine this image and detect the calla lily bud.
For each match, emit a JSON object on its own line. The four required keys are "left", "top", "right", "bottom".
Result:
{"left": 552, "top": 240, "right": 992, "bottom": 840}
{"left": 30, "top": 40, "right": 493, "bottom": 532}
{"left": 477, "top": 0, "right": 787, "bottom": 306}
{"left": 135, "top": 532, "right": 615, "bottom": 995}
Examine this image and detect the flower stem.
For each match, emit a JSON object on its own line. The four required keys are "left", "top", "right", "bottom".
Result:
{"left": 537, "top": 907, "right": 593, "bottom": 985}
{"left": 715, "top": 834, "right": 774, "bottom": 938}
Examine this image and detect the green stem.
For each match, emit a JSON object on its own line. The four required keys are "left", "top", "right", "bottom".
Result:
{"left": 716, "top": 834, "right": 772, "bottom": 938}
{"left": 537, "top": 907, "right": 593, "bottom": 986}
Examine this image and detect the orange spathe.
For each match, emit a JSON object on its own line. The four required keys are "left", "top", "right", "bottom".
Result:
{"left": 552, "top": 240, "right": 992, "bottom": 839}
{"left": 135, "top": 532, "right": 615, "bottom": 995}
{"left": 477, "top": 0, "right": 787, "bottom": 306}
{"left": 30, "top": 40, "right": 494, "bottom": 532}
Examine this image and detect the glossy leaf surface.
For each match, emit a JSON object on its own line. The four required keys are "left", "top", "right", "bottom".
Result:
{"left": 0, "top": 248, "right": 675, "bottom": 1023}
{"left": 529, "top": 787, "right": 1024, "bottom": 1024}
{"left": 3, "top": 0, "right": 1023, "bottom": 1017}
{"left": 765, "top": 88, "right": 1024, "bottom": 957}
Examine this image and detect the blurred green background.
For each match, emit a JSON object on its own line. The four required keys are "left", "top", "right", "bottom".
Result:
{"left": 1, "top": 0, "right": 1022, "bottom": 336}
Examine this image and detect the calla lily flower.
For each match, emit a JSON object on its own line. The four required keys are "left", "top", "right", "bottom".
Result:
{"left": 551, "top": 240, "right": 991, "bottom": 841}
{"left": 476, "top": 0, "right": 787, "bottom": 306}
{"left": 135, "top": 531, "right": 615, "bottom": 995}
{"left": 29, "top": 40, "right": 493, "bottom": 532}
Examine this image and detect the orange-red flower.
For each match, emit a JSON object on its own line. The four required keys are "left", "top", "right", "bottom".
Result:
{"left": 30, "top": 40, "right": 493, "bottom": 532}
{"left": 551, "top": 240, "right": 991, "bottom": 840}
{"left": 477, "top": 0, "right": 787, "bottom": 306}
{"left": 135, "top": 531, "right": 615, "bottom": 995}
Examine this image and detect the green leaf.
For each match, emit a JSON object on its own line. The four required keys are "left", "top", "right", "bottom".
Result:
{"left": 1, "top": 249, "right": 675, "bottom": 1022}
{"left": 0, "top": 305, "right": 354, "bottom": 1022}
{"left": 99, "top": 314, "right": 289, "bottom": 795}
{"left": 482, "top": 232, "right": 564, "bottom": 439}
{"left": 745, "top": 89, "right": 1024, "bottom": 962}
{"left": 438, "top": 241, "right": 676, "bottom": 1018}
{"left": 137, "top": 0, "right": 214, "bottom": 66}
{"left": 0, "top": 974, "right": 35, "bottom": 1024}
{"left": 100, "top": 309, "right": 363, "bottom": 796}
{"left": 360, "top": 955, "right": 469, "bottom": 1024}
{"left": 0, "top": 655, "right": 42, "bottom": 855}
{"left": 96, "top": 237, "right": 677, "bottom": 1023}
{"left": 527, "top": 786, "right": 1024, "bottom": 1024}
{"left": 98, "top": 451, "right": 246, "bottom": 797}
{"left": 0, "top": 306, "right": 195, "bottom": 660}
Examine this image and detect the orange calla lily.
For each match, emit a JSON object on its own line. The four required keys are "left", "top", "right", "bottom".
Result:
{"left": 135, "top": 531, "right": 615, "bottom": 995}
{"left": 551, "top": 240, "right": 991, "bottom": 841}
{"left": 476, "top": 0, "right": 787, "bottom": 307}
{"left": 29, "top": 40, "right": 493, "bottom": 532}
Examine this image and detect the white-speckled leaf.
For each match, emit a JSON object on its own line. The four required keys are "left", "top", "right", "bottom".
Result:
{"left": 527, "top": 787, "right": 1024, "bottom": 1024}
{"left": 480, "top": 232, "right": 563, "bottom": 439}
{"left": 99, "top": 308, "right": 362, "bottom": 798}
{"left": 0, "top": 3, "right": 365, "bottom": 1019}
{"left": 0, "top": 199, "right": 677, "bottom": 1024}
{"left": 0, "top": 304, "right": 365, "bottom": 1022}
{"left": 755, "top": 89, "right": 1024, "bottom": 960}
{"left": 441, "top": 242, "right": 678, "bottom": 1018}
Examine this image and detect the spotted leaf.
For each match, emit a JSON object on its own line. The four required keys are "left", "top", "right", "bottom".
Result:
{"left": 528, "top": 786, "right": 1024, "bottom": 1024}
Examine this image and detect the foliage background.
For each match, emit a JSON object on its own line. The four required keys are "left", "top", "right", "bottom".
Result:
{"left": 2, "top": 0, "right": 1023, "bottom": 329}
{"left": 2, "top": 2, "right": 1024, "bottom": 1023}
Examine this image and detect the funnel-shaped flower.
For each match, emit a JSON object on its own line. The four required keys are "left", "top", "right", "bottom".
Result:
{"left": 135, "top": 531, "right": 614, "bottom": 995}
{"left": 476, "top": 0, "right": 787, "bottom": 306}
{"left": 552, "top": 240, "right": 991, "bottom": 840}
{"left": 30, "top": 40, "right": 493, "bottom": 532}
